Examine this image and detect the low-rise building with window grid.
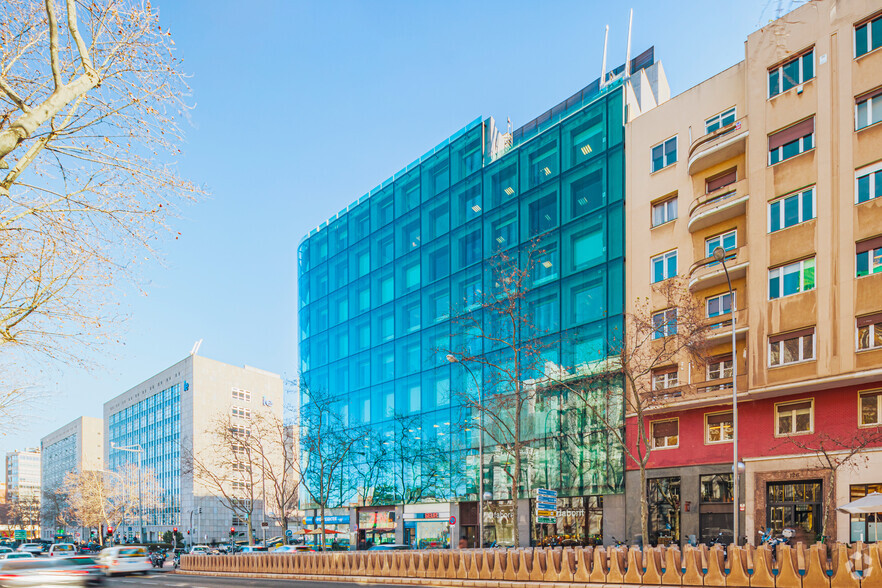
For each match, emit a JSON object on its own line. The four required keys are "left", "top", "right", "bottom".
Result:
{"left": 102, "top": 354, "right": 284, "bottom": 543}
{"left": 624, "top": 0, "right": 882, "bottom": 545}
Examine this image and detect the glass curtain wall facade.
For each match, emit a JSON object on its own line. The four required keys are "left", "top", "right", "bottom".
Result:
{"left": 107, "top": 383, "right": 182, "bottom": 535}
{"left": 298, "top": 80, "right": 632, "bottom": 513}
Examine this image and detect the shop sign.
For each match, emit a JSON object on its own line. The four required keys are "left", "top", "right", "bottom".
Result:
{"left": 304, "top": 515, "right": 350, "bottom": 525}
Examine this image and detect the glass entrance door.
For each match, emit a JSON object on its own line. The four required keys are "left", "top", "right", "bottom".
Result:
{"left": 766, "top": 480, "right": 822, "bottom": 540}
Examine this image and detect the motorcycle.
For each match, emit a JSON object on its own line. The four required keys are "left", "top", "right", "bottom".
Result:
{"left": 758, "top": 527, "right": 794, "bottom": 550}
{"left": 173, "top": 552, "right": 181, "bottom": 570}
{"left": 150, "top": 550, "right": 166, "bottom": 569}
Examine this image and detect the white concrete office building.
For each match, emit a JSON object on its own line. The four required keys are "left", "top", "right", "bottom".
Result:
{"left": 103, "top": 354, "right": 284, "bottom": 543}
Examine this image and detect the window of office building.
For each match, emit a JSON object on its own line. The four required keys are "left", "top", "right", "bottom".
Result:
{"left": 856, "top": 162, "right": 882, "bottom": 204}
{"left": 769, "top": 258, "right": 815, "bottom": 299}
{"left": 769, "top": 328, "right": 815, "bottom": 367}
{"left": 231, "top": 406, "right": 251, "bottom": 420}
{"left": 769, "top": 187, "right": 815, "bottom": 232}
{"left": 858, "top": 314, "right": 882, "bottom": 351}
{"left": 855, "top": 13, "right": 882, "bottom": 58}
{"left": 231, "top": 388, "right": 251, "bottom": 402}
{"left": 856, "top": 237, "right": 882, "bottom": 277}
{"left": 769, "top": 118, "right": 814, "bottom": 165}
{"left": 769, "top": 50, "right": 814, "bottom": 98}
{"left": 705, "top": 107, "right": 736, "bottom": 134}
{"left": 651, "top": 197, "right": 677, "bottom": 227}
{"left": 651, "top": 250, "right": 677, "bottom": 283}
{"left": 651, "top": 136, "right": 677, "bottom": 172}
{"left": 775, "top": 399, "right": 813, "bottom": 435}
{"left": 767, "top": 480, "right": 822, "bottom": 539}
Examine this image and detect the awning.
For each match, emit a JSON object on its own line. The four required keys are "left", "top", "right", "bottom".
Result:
{"left": 837, "top": 492, "right": 882, "bottom": 514}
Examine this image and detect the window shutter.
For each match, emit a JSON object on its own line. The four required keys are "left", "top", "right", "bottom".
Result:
{"left": 856, "top": 235, "right": 882, "bottom": 254}
{"left": 706, "top": 412, "right": 732, "bottom": 426}
{"left": 652, "top": 420, "right": 678, "bottom": 437}
{"left": 857, "top": 313, "right": 882, "bottom": 327}
{"left": 769, "top": 118, "right": 815, "bottom": 151}
{"left": 769, "top": 327, "right": 815, "bottom": 344}
{"left": 654, "top": 365, "right": 678, "bottom": 376}
{"left": 778, "top": 400, "right": 812, "bottom": 412}
{"left": 856, "top": 86, "right": 882, "bottom": 104}
{"left": 706, "top": 168, "right": 737, "bottom": 193}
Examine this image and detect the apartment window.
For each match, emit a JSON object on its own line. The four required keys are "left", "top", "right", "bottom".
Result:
{"left": 861, "top": 389, "right": 882, "bottom": 426}
{"left": 705, "top": 107, "right": 736, "bottom": 134}
{"left": 769, "top": 49, "right": 814, "bottom": 98}
{"left": 230, "top": 425, "right": 251, "bottom": 437}
{"left": 652, "top": 197, "right": 678, "bottom": 227}
{"left": 231, "top": 388, "right": 251, "bottom": 402}
{"left": 775, "top": 400, "right": 813, "bottom": 436}
{"left": 706, "top": 168, "right": 737, "bottom": 194}
{"left": 856, "top": 162, "right": 882, "bottom": 204}
{"left": 769, "top": 187, "right": 815, "bottom": 232}
{"left": 231, "top": 406, "right": 251, "bottom": 419}
{"left": 232, "top": 462, "right": 250, "bottom": 473}
{"left": 855, "top": 14, "right": 882, "bottom": 57}
{"left": 651, "top": 136, "right": 677, "bottom": 172}
{"left": 856, "top": 88, "right": 882, "bottom": 130}
{"left": 857, "top": 313, "right": 882, "bottom": 351}
{"left": 769, "top": 328, "right": 815, "bottom": 367}
{"left": 769, "top": 118, "right": 814, "bottom": 165}
{"left": 651, "top": 419, "right": 679, "bottom": 448}
{"left": 652, "top": 367, "right": 679, "bottom": 391}
{"left": 231, "top": 443, "right": 247, "bottom": 456}
{"left": 231, "top": 480, "right": 250, "bottom": 493}
{"left": 707, "top": 292, "right": 734, "bottom": 318}
{"left": 769, "top": 258, "right": 815, "bottom": 299}
{"left": 651, "top": 250, "right": 678, "bottom": 283}
{"left": 856, "top": 237, "right": 882, "bottom": 277}
{"left": 706, "top": 230, "right": 736, "bottom": 260}
{"left": 706, "top": 412, "right": 734, "bottom": 443}
{"left": 652, "top": 308, "right": 678, "bottom": 340}
{"left": 708, "top": 357, "right": 734, "bottom": 380}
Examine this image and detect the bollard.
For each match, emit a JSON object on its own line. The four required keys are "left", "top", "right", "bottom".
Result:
{"left": 802, "top": 544, "right": 831, "bottom": 588}
{"left": 643, "top": 546, "right": 664, "bottom": 586}
{"left": 681, "top": 544, "right": 704, "bottom": 586}
{"left": 624, "top": 546, "right": 644, "bottom": 584}
{"left": 829, "top": 543, "right": 860, "bottom": 588}
{"left": 544, "top": 548, "right": 562, "bottom": 583}
{"left": 661, "top": 545, "right": 683, "bottom": 585}
{"left": 775, "top": 544, "right": 802, "bottom": 588}
{"left": 607, "top": 547, "right": 627, "bottom": 584}
{"left": 574, "top": 546, "right": 593, "bottom": 583}
{"left": 589, "top": 546, "right": 608, "bottom": 584}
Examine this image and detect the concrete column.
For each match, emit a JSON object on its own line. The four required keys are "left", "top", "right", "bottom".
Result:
{"left": 449, "top": 503, "right": 461, "bottom": 548}
{"left": 394, "top": 505, "right": 405, "bottom": 545}
{"left": 348, "top": 507, "right": 358, "bottom": 550}
{"left": 517, "top": 499, "right": 531, "bottom": 547}
{"left": 602, "top": 493, "right": 626, "bottom": 545}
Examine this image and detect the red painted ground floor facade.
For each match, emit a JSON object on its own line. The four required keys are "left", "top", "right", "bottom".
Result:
{"left": 623, "top": 381, "right": 882, "bottom": 544}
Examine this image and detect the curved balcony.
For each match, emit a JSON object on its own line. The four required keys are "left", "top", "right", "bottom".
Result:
{"left": 688, "top": 178, "right": 749, "bottom": 233}
{"left": 688, "top": 246, "right": 748, "bottom": 292}
{"left": 688, "top": 115, "right": 748, "bottom": 175}
{"left": 704, "top": 308, "right": 748, "bottom": 344}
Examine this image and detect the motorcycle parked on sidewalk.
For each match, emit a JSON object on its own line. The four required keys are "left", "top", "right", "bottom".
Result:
{"left": 758, "top": 527, "right": 794, "bottom": 550}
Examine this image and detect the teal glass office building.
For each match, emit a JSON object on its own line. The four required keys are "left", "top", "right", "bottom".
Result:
{"left": 298, "top": 50, "right": 657, "bottom": 547}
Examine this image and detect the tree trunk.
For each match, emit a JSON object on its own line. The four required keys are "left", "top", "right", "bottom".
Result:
{"left": 320, "top": 505, "right": 327, "bottom": 551}
{"left": 640, "top": 464, "right": 649, "bottom": 547}
{"left": 511, "top": 450, "right": 521, "bottom": 548}
{"left": 246, "top": 513, "right": 255, "bottom": 546}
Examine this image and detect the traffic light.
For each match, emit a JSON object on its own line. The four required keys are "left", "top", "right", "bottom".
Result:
{"left": 106, "top": 526, "right": 113, "bottom": 535}
{"left": 229, "top": 527, "right": 235, "bottom": 537}
{"left": 173, "top": 527, "right": 178, "bottom": 534}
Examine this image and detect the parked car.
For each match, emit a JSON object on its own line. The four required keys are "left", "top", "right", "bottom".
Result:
{"left": 14, "top": 544, "right": 42, "bottom": 556}
{"left": 237, "top": 545, "right": 268, "bottom": 554}
{"left": 0, "top": 548, "right": 12, "bottom": 555}
{"left": 188, "top": 545, "right": 210, "bottom": 555}
{"left": 98, "top": 545, "right": 150, "bottom": 576}
{"left": 0, "top": 556, "right": 105, "bottom": 586}
{"left": 47, "top": 543, "right": 76, "bottom": 557}
{"left": 368, "top": 544, "right": 410, "bottom": 551}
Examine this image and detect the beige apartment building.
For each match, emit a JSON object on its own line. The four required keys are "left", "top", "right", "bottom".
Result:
{"left": 625, "top": 0, "right": 882, "bottom": 545}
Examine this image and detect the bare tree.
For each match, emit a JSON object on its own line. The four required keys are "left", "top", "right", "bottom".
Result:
{"left": 294, "top": 378, "right": 364, "bottom": 550}
{"left": 184, "top": 416, "right": 260, "bottom": 545}
{"left": 248, "top": 413, "right": 299, "bottom": 536}
{"left": 62, "top": 465, "right": 162, "bottom": 545}
{"left": 8, "top": 496, "right": 41, "bottom": 538}
{"left": 780, "top": 429, "right": 882, "bottom": 542}
{"left": 0, "top": 0, "right": 202, "bottom": 362}
{"left": 551, "top": 277, "right": 711, "bottom": 546}
{"left": 444, "top": 247, "right": 552, "bottom": 548}
{"left": 41, "top": 485, "right": 68, "bottom": 536}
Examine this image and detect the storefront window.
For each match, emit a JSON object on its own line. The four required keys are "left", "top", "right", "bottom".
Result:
{"left": 766, "top": 480, "right": 822, "bottom": 541}
{"left": 849, "top": 483, "right": 882, "bottom": 542}
{"left": 648, "top": 477, "right": 680, "bottom": 545}
{"left": 482, "top": 500, "right": 516, "bottom": 547}
{"left": 530, "top": 495, "right": 602, "bottom": 547}
{"left": 699, "top": 474, "right": 733, "bottom": 544}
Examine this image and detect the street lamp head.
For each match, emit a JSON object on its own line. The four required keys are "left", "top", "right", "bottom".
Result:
{"left": 482, "top": 491, "right": 493, "bottom": 501}
{"left": 712, "top": 246, "right": 727, "bottom": 262}
{"left": 446, "top": 354, "right": 457, "bottom": 363}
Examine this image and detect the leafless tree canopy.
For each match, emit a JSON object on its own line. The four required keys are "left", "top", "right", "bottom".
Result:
{"left": 0, "top": 0, "right": 201, "bottom": 362}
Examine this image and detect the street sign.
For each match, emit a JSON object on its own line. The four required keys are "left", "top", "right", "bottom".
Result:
{"left": 536, "top": 488, "right": 557, "bottom": 498}
{"left": 536, "top": 510, "right": 556, "bottom": 517}
{"left": 261, "top": 522, "right": 269, "bottom": 527}
{"left": 13, "top": 530, "right": 25, "bottom": 541}
{"left": 536, "top": 488, "right": 558, "bottom": 525}
{"left": 537, "top": 516, "right": 557, "bottom": 524}
{"left": 285, "top": 530, "right": 294, "bottom": 537}
{"left": 448, "top": 516, "right": 456, "bottom": 525}
{"left": 537, "top": 499, "right": 557, "bottom": 509}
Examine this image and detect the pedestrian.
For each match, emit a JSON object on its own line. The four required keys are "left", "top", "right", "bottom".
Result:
{"left": 458, "top": 537, "right": 468, "bottom": 549}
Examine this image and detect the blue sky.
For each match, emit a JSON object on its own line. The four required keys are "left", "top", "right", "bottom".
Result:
{"left": 10, "top": 0, "right": 795, "bottom": 455}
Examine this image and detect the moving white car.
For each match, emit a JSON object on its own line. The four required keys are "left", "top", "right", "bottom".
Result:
{"left": 14, "top": 544, "right": 42, "bottom": 556}
{"left": 189, "top": 545, "right": 210, "bottom": 555}
{"left": 98, "top": 545, "right": 151, "bottom": 576}
{"left": 47, "top": 543, "right": 76, "bottom": 557}
{"left": 0, "top": 552, "right": 33, "bottom": 560}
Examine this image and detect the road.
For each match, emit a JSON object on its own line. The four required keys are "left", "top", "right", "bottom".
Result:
{"left": 105, "top": 570, "right": 418, "bottom": 588}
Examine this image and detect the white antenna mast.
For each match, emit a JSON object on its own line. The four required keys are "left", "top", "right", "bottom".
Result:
{"left": 625, "top": 8, "right": 634, "bottom": 79}
{"left": 190, "top": 339, "right": 203, "bottom": 356}
{"left": 600, "top": 25, "right": 610, "bottom": 88}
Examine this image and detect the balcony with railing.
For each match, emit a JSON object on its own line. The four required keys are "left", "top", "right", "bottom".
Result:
{"left": 687, "top": 115, "right": 748, "bottom": 175}
{"left": 704, "top": 308, "right": 748, "bottom": 344}
{"left": 688, "top": 246, "right": 748, "bottom": 292}
{"left": 688, "top": 177, "right": 749, "bottom": 233}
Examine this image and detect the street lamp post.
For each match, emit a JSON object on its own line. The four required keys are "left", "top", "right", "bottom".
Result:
{"left": 447, "top": 354, "right": 484, "bottom": 548}
{"left": 712, "top": 246, "right": 739, "bottom": 545}
{"left": 111, "top": 443, "right": 145, "bottom": 544}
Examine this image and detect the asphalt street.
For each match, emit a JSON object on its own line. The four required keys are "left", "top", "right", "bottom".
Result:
{"left": 106, "top": 571, "right": 419, "bottom": 588}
